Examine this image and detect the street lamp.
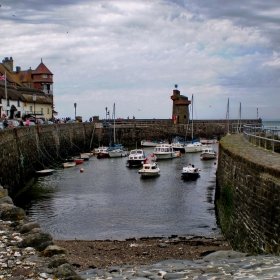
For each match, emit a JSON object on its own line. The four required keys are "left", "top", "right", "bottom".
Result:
{"left": 74, "top": 103, "right": 77, "bottom": 120}
{"left": 105, "top": 107, "right": 107, "bottom": 121}
{"left": 33, "top": 94, "right": 37, "bottom": 124}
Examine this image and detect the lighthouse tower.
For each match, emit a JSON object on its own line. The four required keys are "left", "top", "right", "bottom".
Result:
{"left": 170, "top": 85, "right": 191, "bottom": 124}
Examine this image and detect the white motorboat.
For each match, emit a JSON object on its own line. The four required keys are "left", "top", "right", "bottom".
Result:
{"left": 171, "top": 136, "right": 187, "bottom": 153}
{"left": 200, "top": 145, "right": 218, "bottom": 160}
{"left": 109, "top": 148, "right": 129, "bottom": 158}
{"left": 138, "top": 162, "right": 160, "bottom": 178}
{"left": 184, "top": 142, "right": 203, "bottom": 153}
{"left": 63, "top": 162, "right": 76, "bottom": 168}
{"left": 181, "top": 164, "right": 201, "bottom": 180}
{"left": 153, "top": 144, "right": 181, "bottom": 160}
{"left": 126, "top": 149, "right": 147, "bottom": 167}
{"left": 97, "top": 147, "right": 109, "bottom": 159}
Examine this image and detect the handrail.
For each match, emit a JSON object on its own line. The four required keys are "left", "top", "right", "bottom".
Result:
{"left": 243, "top": 124, "right": 280, "bottom": 152}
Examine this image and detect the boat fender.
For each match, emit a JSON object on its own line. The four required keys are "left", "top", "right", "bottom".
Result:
{"left": 80, "top": 168, "right": 84, "bottom": 173}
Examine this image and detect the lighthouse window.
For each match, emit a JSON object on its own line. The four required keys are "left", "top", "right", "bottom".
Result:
{"left": 42, "top": 74, "right": 47, "bottom": 78}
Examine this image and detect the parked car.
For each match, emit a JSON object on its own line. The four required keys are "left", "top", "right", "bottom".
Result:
{"left": 43, "top": 120, "right": 53, "bottom": 124}
{"left": 0, "top": 119, "right": 20, "bottom": 128}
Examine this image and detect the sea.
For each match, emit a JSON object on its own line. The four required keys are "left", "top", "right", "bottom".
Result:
{"left": 14, "top": 119, "right": 280, "bottom": 241}
{"left": 262, "top": 119, "right": 280, "bottom": 129}
{"left": 15, "top": 144, "right": 220, "bottom": 241}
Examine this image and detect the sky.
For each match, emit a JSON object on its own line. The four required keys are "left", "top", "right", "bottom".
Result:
{"left": 0, "top": 0, "right": 280, "bottom": 121}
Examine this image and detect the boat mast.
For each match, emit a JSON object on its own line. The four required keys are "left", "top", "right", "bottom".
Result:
{"left": 113, "top": 103, "right": 116, "bottom": 144}
{"left": 191, "top": 94, "right": 194, "bottom": 140}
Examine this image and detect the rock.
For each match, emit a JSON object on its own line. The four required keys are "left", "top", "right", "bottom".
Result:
{"left": 42, "top": 245, "right": 69, "bottom": 257}
{"left": 54, "top": 263, "right": 83, "bottom": 280}
{"left": 48, "top": 254, "right": 69, "bottom": 268}
{"left": 0, "top": 188, "right": 8, "bottom": 198}
{"left": 0, "top": 196, "right": 13, "bottom": 205}
{"left": 203, "top": 250, "right": 250, "bottom": 262}
{"left": 18, "top": 231, "right": 53, "bottom": 251}
{"left": 0, "top": 204, "right": 26, "bottom": 221}
{"left": 20, "top": 221, "right": 41, "bottom": 234}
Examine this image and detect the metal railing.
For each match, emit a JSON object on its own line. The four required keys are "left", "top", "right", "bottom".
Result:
{"left": 243, "top": 124, "right": 280, "bottom": 153}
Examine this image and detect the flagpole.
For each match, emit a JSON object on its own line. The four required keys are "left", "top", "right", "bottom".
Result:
{"left": 5, "top": 71, "right": 8, "bottom": 117}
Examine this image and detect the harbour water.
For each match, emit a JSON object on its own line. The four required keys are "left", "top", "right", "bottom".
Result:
{"left": 15, "top": 144, "right": 220, "bottom": 241}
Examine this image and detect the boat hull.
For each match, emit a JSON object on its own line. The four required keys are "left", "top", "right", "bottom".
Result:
{"left": 63, "top": 162, "right": 76, "bottom": 168}
{"left": 126, "top": 159, "right": 145, "bottom": 167}
{"left": 108, "top": 150, "right": 128, "bottom": 158}
{"left": 184, "top": 144, "right": 203, "bottom": 153}
{"left": 139, "top": 171, "right": 160, "bottom": 177}
{"left": 74, "top": 159, "right": 84, "bottom": 164}
{"left": 36, "top": 169, "right": 54, "bottom": 176}
{"left": 154, "top": 151, "right": 181, "bottom": 160}
{"left": 181, "top": 171, "right": 200, "bottom": 179}
{"left": 200, "top": 153, "right": 217, "bottom": 160}
{"left": 97, "top": 153, "right": 109, "bottom": 159}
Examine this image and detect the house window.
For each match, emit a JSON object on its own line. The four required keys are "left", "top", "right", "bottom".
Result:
{"left": 0, "top": 98, "right": 2, "bottom": 104}
{"left": 42, "top": 74, "right": 47, "bottom": 78}
{"left": 30, "top": 106, "right": 32, "bottom": 113}
{"left": 41, "top": 108, "right": 43, "bottom": 114}
{"left": 17, "top": 100, "right": 20, "bottom": 107}
{"left": 7, "top": 99, "right": 10, "bottom": 106}
{"left": 47, "top": 108, "right": 50, "bottom": 114}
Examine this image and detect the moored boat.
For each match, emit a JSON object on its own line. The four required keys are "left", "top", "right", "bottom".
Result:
{"left": 126, "top": 149, "right": 147, "bottom": 167}
{"left": 74, "top": 158, "right": 84, "bottom": 164}
{"left": 153, "top": 144, "right": 181, "bottom": 160}
{"left": 184, "top": 141, "right": 203, "bottom": 153}
{"left": 36, "top": 169, "right": 55, "bottom": 176}
{"left": 181, "top": 164, "right": 200, "bottom": 180}
{"left": 97, "top": 147, "right": 109, "bottom": 159}
{"left": 200, "top": 145, "right": 218, "bottom": 160}
{"left": 138, "top": 162, "right": 160, "bottom": 178}
{"left": 108, "top": 148, "right": 129, "bottom": 158}
{"left": 63, "top": 162, "right": 76, "bottom": 168}
{"left": 171, "top": 136, "right": 187, "bottom": 153}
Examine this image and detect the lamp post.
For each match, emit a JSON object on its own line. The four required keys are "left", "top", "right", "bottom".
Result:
{"left": 33, "top": 94, "right": 37, "bottom": 124}
{"left": 105, "top": 107, "right": 107, "bottom": 122}
{"left": 74, "top": 103, "right": 77, "bottom": 120}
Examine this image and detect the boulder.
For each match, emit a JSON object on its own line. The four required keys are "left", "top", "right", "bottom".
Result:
{"left": 54, "top": 263, "right": 83, "bottom": 280}
{"left": 0, "top": 196, "right": 13, "bottom": 205}
{"left": 48, "top": 254, "right": 68, "bottom": 268}
{"left": 0, "top": 204, "right": 26, "bottom": 221}
{"left": 42, "top": 245, "right": 69, "bottom": 258}
{"left": 203, "top": 250, "right": 250, "bottom": 262}
{"left": 18, "top": 231, "right": 53, "bottom": 251}
{"left": 20, "top": 222, "right": 41, "bottom": 234}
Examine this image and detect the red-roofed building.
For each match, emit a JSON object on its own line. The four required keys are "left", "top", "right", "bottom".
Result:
{"left": 0, "top": 57, "right": 55, "bottom": 120}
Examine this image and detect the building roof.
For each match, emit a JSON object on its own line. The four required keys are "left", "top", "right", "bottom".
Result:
{"left": 0, "top": 84, "right": 52, "bottom": 104}
{"left": 33, "top": 61, "right": 53, "bottom": 75}
{"left": 0, "top": 64, "right": 25, "bottom": 87}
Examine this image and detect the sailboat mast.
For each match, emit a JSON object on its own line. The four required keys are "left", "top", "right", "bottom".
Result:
{"left": 113, "top": 103, "right": 116, "bottom": 144}
{"left": 191, "top": 94, "right": 194, "bottom": 140}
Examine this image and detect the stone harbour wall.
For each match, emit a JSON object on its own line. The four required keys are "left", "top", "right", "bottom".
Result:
{"left": 216, "top": 133, "right": 280, "bottom": 255}
{"left": 0, "top": 123, "right": 96, "bottom": 197}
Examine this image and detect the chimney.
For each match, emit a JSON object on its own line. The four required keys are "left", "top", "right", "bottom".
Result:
{"left": 2, "top": 57, "right": 13, "bottom": 72}
{"left": 16, "top": 66, "right": 21, "bottom": 73}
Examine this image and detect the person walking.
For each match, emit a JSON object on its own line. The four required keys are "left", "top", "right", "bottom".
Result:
{"left": 3, "top": 117, "right": 9, "bottom": 128}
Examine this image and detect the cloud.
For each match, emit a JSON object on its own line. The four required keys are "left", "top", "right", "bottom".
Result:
{"left": 0, "top": 0, "right": 279, "bottom": 120}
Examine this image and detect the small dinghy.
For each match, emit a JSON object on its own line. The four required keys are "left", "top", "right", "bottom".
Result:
{"left": 36, "top": 169, "right": 55, "bottom": 176}
{"left": 63, "top": 162, "right": 76, "bottom": 168}
{"left": 181, "top": 164, "right": 200, "bottom": 180}
{"left": 74, "top": 158, "right": 84, "bottom": 165}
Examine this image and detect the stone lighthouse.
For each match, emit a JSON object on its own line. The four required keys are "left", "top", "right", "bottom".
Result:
{"left": 170, "top": 85, "right": 191, "bottom": 124}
